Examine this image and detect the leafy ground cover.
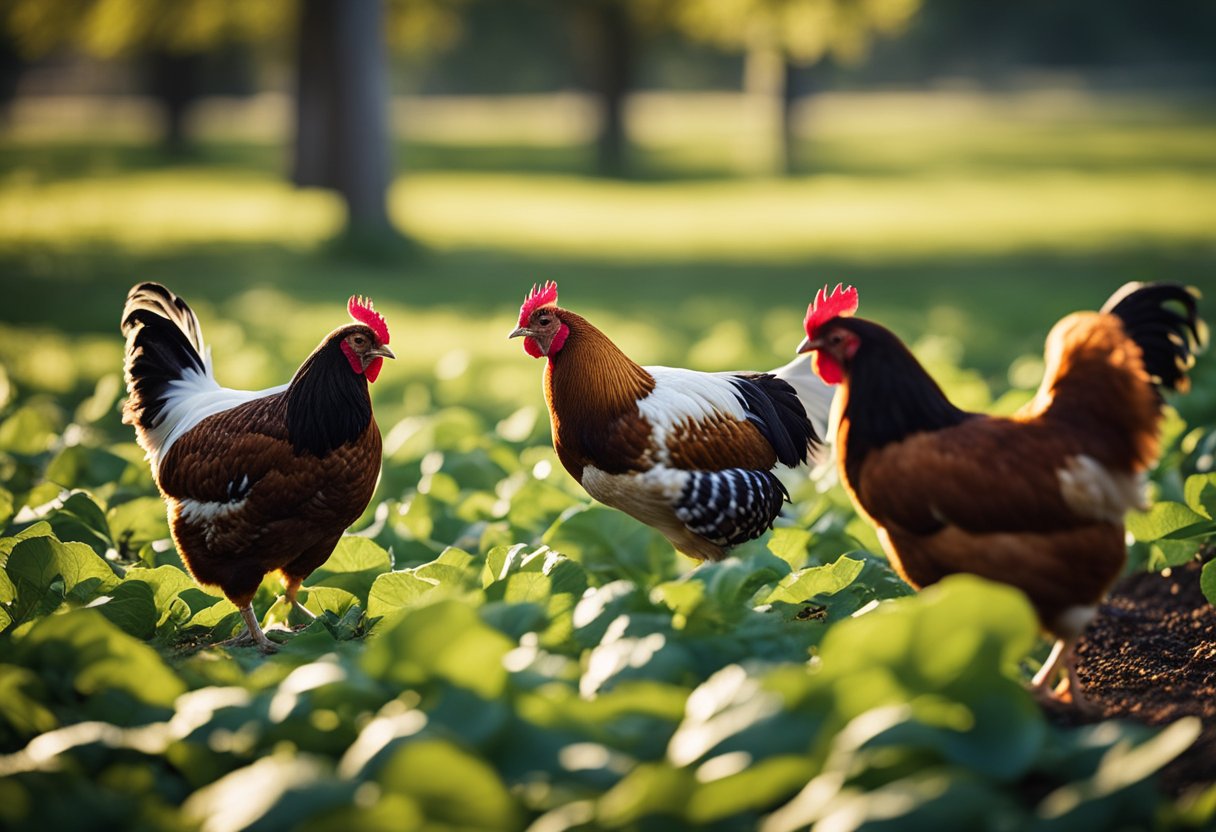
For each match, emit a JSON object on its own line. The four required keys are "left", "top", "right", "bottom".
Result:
{"left": 0, "top": 90, "right": 1215, "bottom": 830}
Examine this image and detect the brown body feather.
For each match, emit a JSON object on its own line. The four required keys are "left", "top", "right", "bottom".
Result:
{"left": 121, "top": 283, "right": 390, "bottom": 647}
{"left": 544, "top": 311, "right": 656, "bottom": 480}
{"left": 820, "top": 287, "right": 1201, "bottom": 644}
{"left": 531, "top": 309, "right": 814, "bottom": 561}
{"left": 157, "top": 393, "right": 382, "bottom": 607}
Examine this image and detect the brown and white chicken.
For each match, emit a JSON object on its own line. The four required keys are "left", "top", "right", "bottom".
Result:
{"left": 121, "top": 283, "right": 394, "bottom": 650}
{"left": 797, "top": 282, "right": 1203, "bottom": 700}
{"left": 510, "top": 281, "right": 823, "bottom": 562}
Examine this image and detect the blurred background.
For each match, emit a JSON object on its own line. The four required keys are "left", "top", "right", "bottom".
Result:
{"left": 0, "top": 0, "right": 1214, "bottom": 431}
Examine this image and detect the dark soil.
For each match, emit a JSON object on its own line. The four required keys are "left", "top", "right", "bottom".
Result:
{"left": 1063, "top": 559, "right": 1216, "bottom": 795}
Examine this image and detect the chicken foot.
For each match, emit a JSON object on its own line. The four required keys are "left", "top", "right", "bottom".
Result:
{"left": 1031, "top": 636, "right": 1087, "bottom": 706}
{"left": 283, "top": 577, "right": 317, "bottom": 623}
{"left": 214, "top": 604, "right": 279, "bottom": 652}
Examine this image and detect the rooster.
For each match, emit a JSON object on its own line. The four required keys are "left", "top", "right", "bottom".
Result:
{"left": 121, "top": 283, "right": 394, "bottom": 651}
{"left": 509, "top": 281, "right": 822, "bottom": 562}
{"left": 797, "top": 282, "right": 1203, "bottom": 699}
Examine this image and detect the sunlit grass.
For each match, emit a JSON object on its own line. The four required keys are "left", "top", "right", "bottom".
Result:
{"left": 395, "top": 170, "right": 1216, "bottom": 261}
{"left": 0, "top": 88, "right": 1213, "bottom": 418}
{"left": 1, "top": 166, "right": 1212, "bottom": 261}
{"left": 0, "top": 171, "right": 341, "bottom": 250}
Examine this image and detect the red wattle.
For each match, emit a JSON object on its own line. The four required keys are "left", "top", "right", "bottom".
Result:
{"left": 523, "top": 323, "right": 569, "bottom": 359}
{"left": 365, "top": 357, "right": 383, "bottom": 383}
{"left": 813, "top": 353, "right": 844, "bottom": 385}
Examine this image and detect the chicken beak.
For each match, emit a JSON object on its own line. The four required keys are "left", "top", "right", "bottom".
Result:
{"left": 508, "top": 326, "right": 533, "bottom": 340}
{"left": 368, "top": 345, "right": 396, "bottom": 360}
{"left": 796, "top": 336, "right": 821, "bottom": 354}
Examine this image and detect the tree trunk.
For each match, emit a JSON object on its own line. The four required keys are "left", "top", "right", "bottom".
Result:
{"left": 292, "top": 0, "right": 337, "bottom": 188}
{"left": 147, "top": 50, "right": 205, "bottom": 156}
{"left": 0, "top": 31, "right": 26, "bottom": 126}
{"left": 332, "top": 0, "right": 393, "bottom": 233}
{"left": 743, "top": 43, "right": 782, "bottom": 177}
{"left": 575, "top": 3, "right": 633, "bottom": 178}
{"left": 779, "top": 60, "right": 805, "bottom": 177}
{"left": 292, "top": 0, "right": 395, "bottom": 237}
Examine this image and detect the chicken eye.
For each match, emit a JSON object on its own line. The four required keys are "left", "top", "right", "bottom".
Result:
{"left": 352, "top": 335, "right": 367, "bottom": 347}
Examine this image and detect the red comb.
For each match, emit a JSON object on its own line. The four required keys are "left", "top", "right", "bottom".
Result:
{"left": 348, "top": 295, "right": 390, "bottom": 344}
{"left": 804, "top": 284, "right": 859, "bottom": 339}
{"left": 519, "top": 280, "right": 559, "bottom": 326}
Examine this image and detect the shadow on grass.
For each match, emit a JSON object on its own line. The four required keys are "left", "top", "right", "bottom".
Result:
{"left": 8, "top": 120, "right": 1216, "bottom": 186}
{"left": 3, "top": 239, "right": 1212, "bottom": 377}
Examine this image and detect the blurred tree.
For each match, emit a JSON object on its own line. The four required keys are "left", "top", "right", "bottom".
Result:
{"left": 562, "top": 0, "right": 676, "bottom": 178}
{"left": 567, "top": 0, "right": 634, "bottom": 178}
{"left": 1, "top": 0, "right": 285, "bottom": 153}
{"left": 1, "top": 0, "right": 466, "bottom": 243}
{"left": 670, "top": 0, "right": 921, "bottom": 175}
{"left": 305, "top": 0, "right": 463, "bottom": 242}
{"left": 293, "top": 0, "right": 396, "bottom": 240}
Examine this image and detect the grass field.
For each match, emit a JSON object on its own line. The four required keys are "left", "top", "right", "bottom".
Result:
{"left": 2, "top": 89, "right": 1214, "bottom": 414}
{"left": 1, "top": 89, "right": 1215, "bottom": 830}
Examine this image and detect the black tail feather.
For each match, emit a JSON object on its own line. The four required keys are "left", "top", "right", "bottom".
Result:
{"left": 121, "top": 282, "right": 209, "bottom": 431}
{"left": 729, "top": 373, "right": 821, "bottom": 467}
{"left": 1102, "top": 282, "right": 1204, "bottom": 393}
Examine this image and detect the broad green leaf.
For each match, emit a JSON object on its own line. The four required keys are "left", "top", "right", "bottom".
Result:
{"left": 767, "top": 771, "right": 1017, "bottom": 832}
{"left": 767, "top": 527, "right": 813, "bottom": 569}
{"left": 363, "top": 600, "right": 513, "bottom": 698}
{"left": 652, "top": 580, "right": 705, "bottom": 620}
{"left": 1184, "top": 473, "right": 1216, "bottom": 519}
{"left": 1037, "top": 718, "right": 1202, "bottom": 826}
{"left": 17, "top": 609, "right": 186, "bottom": 710}
{"left": 1126, "top": 501, "right": 1211, "bottom": 542}
{"left": 20, "top": 490, "right": 114, "bottom": 556}
{"left": 816, "top": 575, "right": 1040, "bottom": 724}
{"left": 1148, "top": 539, "right": 1201, "bottom": 570}
{"left": 306, "top": 536, "right": 392, "bottom": 605}
{"left": 0, "top": 406, "right": 58, "bottom": 455}
{"left": 545, "top": 505, "right": 678, "bottom": 586}
{"left": 187, "top": 598, "right": 241, "bottom": 632}
{"left": 572, "top": 581, "right": 649, "bottom": 648}
{"left": 376, "top": 738, "right": 523, "bottom": 830}
{"left": 505, "top": 478, "right": 581, "bottom": 537}
{"left": 183, "top": 753, "right": 357, "bottom": 832}
{"left": 5, "top": 534, "right": 120, "bottom": 626}
{"left": 687, "top": 755, "right": 814, "bottom": 824}
{"left": 43, "top": 445, "right": 131, "bottom": 491}
{"left": 413, "top": 547, "right": 479, "bottom": 588}
{"left": 106, "top": 497, "right": 170, "bottom": 556}
{"left": 0, "top": 522, "right": 56, "bottom": 606}
{"left": 764, "top": 555, "right": 865, "bottom": 604}
{"left": 123, "top": 564, "right": 198, "bottom": 627}
{"left": 367, "top": 571, "right": 439, "bottom": 618}
{"left": 1201, "top": 560, "right": 1216, "bottom": 608}
{"left": 0, "top": 665, "right": 59, "bottom": 742}
{"left": 503, "top": 571, "right": 551, "bottom": 604}
{"left": 0, "top": 486, "right": 13, "bottom": 530}
{"left": 0, "top": 520, "right": 54, "bottom": 560}
{"left": 93, "top": 578, "right": 158, "bottom": 639}
{"left": 300, "top": 585, "right": 360, "bottom": 619}
{"left": 74, "top": 374, "right": 122, "bottom": 424}
{"left": 597, "top": 762, "right": 695, "bottom": 827}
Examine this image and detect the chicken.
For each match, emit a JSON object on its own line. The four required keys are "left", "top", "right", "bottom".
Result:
{"left": 509, "top": 281, "right": 822, "bottom": 561}
{"left": 121, "top": 283, "right": 394, "bottom": 650}
{"left": 796, "top": 282, "right": 1203, "bottom": 699}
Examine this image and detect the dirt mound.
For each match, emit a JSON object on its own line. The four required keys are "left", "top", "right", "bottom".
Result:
{"left": 1071, "top": 559, "right": 1216, "bottom": 795}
